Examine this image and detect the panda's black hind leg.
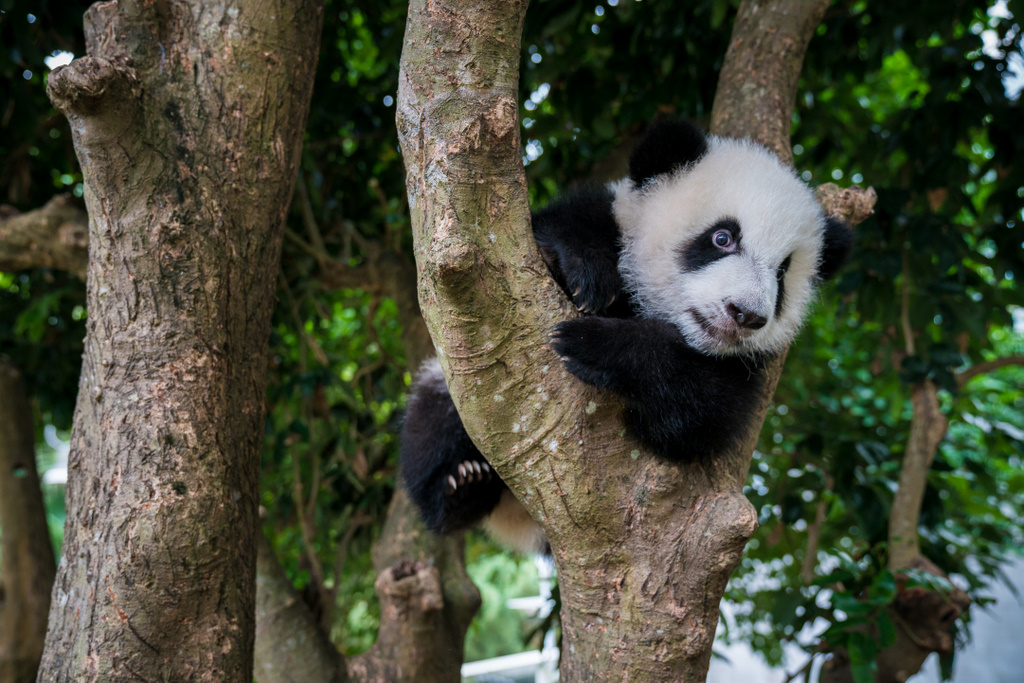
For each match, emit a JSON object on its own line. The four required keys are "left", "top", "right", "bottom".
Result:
{"left": 400, "top": 359, "right": 509, "bottom": 535}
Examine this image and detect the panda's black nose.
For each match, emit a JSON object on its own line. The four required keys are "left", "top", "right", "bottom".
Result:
{"left": 727, "top": 303, "right": 767, "bottom": 330}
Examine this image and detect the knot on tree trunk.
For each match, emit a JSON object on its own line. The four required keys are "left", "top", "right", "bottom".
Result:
{"left": 46, "top": 56, "right": 138, "bottom": 118}
{"left": 376, "top": 561, "right": 445, "bottom": 616}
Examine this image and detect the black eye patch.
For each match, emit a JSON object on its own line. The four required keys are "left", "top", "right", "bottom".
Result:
{"left": 679, "top": 218, "right": 742, "bottom": 271}
{"left": 774, "top": 255, "right": 793, "bottom": 317}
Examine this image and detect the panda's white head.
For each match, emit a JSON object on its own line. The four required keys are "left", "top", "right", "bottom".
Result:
{"left": 614, "top": 121, "right": 849, "bottom": 357}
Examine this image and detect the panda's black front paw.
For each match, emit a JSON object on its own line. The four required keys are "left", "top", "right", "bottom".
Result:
{"left": 444, "top": 459, "right": 493, "bottom": 495}
{"left": 550, "top": 317, "right": 625, "bottom": 390}
{"left": 559, "top": 250, "right": 622, "bottom": 314}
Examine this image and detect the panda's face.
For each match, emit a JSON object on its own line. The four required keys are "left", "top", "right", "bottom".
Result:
{"left": 614, "top": 137, "right": 826, "bottom": 357}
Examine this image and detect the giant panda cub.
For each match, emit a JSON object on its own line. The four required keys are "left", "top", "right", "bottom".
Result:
{"left": 400, "top": 119, "right": 853, "bottom": 554}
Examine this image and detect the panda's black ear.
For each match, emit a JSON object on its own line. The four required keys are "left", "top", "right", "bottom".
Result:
{"left": 628, "top": 119, "right": 709, "bottom": 188}
{"left": 817, "top": 216, "right": 854, "bottom": 282}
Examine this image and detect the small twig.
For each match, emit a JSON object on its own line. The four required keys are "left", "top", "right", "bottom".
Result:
{"left": 279, "top": 274, "right": 329, "bottom": 367}
{"left": 784, "top": 651, "right": 818, "bottom": 683}
{"left": 306, "top": 402, "right": 321, "bottom": 525}
{"left": 284, "top": 227, "right": 328, "bottom": 265}
{"left": 327, "top": 510, "right": 372, "bottom": 626}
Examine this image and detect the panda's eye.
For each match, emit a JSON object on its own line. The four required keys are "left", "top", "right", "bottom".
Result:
{"left": 712, "top": 229, "right": 735, "bottom": 250}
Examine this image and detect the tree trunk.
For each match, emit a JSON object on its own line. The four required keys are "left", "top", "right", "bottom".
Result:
{"left": 0, "top": 360, "right": 57, "bottom": 683}
{"left": 37, "top": 0, "right": 323, "bottom": 679}
{"left": 396, "top": 0, "right": 849, "bottom": 680}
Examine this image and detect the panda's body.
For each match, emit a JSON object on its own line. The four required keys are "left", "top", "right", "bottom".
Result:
{"left": 399, "top": 120, "right": 852, "bottom": 554}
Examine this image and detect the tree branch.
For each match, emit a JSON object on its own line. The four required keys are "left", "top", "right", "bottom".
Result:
{"left": 816, "top": 183, "right": 878, "bottom": 226}
{"left": 711, "top": 0, "right": 832, "bottom": 163}
{"left": 394, "top": 0, "right": 853, "bottom": 679}
{"left": 956, "top": 355, "right": 1024, "bottom": 388}
{"left": 0, "top": 195, "right": 88, "bottom": 279}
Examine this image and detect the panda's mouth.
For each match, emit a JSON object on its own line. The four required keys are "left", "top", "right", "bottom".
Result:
{"left": 688, "top": 308, "right": 754, "bottom": 347}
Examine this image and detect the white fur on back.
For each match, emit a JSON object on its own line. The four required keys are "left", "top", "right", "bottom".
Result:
{"left": 614, "top": 136, "right": 825, "bottom": 356}
{"left": 482, "top": 490, "right": 547, "bottom": 555}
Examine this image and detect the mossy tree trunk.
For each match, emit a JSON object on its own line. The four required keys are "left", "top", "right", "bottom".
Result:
{"left": 396, "top": 0, "right": 868, "bottom": 680}
{"left": 37, "top": 0, "right": 323, "bottom": 680}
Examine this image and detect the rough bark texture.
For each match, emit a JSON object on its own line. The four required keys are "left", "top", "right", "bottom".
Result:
{"left": 0, "top": 195, "right": 89, "bottom": 279}
{"left": 711, "top": 0, "right": 831, "bottom": 164}
{"left": 346, "top": 488, "right": 480, "bottom": 683}
{"left": 37, "top": 1, "right": 323, "bottom": 680}
{"left": 0, "top": 360, "right": 57, "bottom": 683}
{"left": 392, "top": 0, "right": 831, "bottom": 680}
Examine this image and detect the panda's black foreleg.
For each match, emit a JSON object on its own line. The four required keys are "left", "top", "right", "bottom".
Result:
{"left": 531, "top": 185, "right": 626, "bottom": 315}
{"left": 550, "top": 316, "right": 766, "bottom": 461}
{"left": 400, "top": 360, "right": 510, "bottom": 535}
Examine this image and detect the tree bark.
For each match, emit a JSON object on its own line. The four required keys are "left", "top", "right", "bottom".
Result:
{"left": 711, "top": 0, "right": 831, "bottom": 163}
{"left": 889, "top": 382, "right": 947, "bottom": 570}
{"left": 396, "top": 0, "right": 873, "bottom": 679}
{"left": 393, "top": 1, "right": 782, "bottom": 680}
{"left": 37, "top": 0, "right": 323, "bottom": 680}
{"left": 0, "top": 360, "right": 57, "bottom": 683}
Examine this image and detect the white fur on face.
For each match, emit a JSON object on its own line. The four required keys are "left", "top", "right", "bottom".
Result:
{"left": 614, "top": 137, "right": 825, "bottom": 356}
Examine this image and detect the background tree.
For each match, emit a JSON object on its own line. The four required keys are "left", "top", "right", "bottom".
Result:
{"left": 3, "top": 0, "right": 325, "bottom": 679}
{"left": 1, "top": 0, "right": 1021, "bottom": 681}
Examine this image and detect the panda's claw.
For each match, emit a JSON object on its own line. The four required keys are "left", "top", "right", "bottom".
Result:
{"left": 470, "top": 461, "right": 482, "bottom": 477}
{"left": 446, "top": 475, "right": 458, "bottom": 493}
{"left": 457, "top": 463, "right": 467, "bottom": 481}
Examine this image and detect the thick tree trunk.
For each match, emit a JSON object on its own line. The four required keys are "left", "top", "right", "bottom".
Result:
{"left": 0, "top": 360, "right": 57, "bottom": 683}
{"left": 37, "top": 1, "right": 323, "bottom": 680}
{"left": 395, "top": 1, "right": 754, "bottom": 680}
{"left": 711, "top": 0, "right": 831, "bottom": 163}
{"left": 396, "top": 0, "right": 861, "bottom": 680}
